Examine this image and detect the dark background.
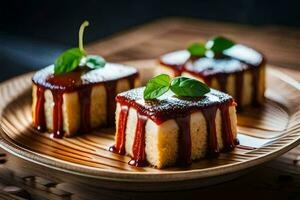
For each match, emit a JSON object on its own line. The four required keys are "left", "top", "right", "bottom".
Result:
{"left": 0, "top": 0, "right": 299, "bottom": 81}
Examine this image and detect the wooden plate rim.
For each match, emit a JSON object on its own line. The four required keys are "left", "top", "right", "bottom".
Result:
{"left": 0, "top": 67, "right": 299, "bottom": 182}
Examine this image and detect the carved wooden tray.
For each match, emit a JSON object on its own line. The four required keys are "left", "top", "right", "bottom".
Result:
{"left": 0, "top": 60, "right": 300, "bottom": 191}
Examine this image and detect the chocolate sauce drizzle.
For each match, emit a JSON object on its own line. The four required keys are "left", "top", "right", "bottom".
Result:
{"left": 33, "top": 64, "right": 138, "bottom": 138}
{"left": 111, "top": 88, "right": 237, "bottom": 167}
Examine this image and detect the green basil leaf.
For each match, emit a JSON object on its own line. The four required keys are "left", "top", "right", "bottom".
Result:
{"left": 187, "top": 43, "right": 206, "bottom": 57}
{"left": 144, "top": 74, "right": 171, "bottom": 100}
{"left": 206, "top": 36, "right": 235, "bottom": 54}
{"left": 86, "top": 55, "right": 106, "bottom": 69}
{"left": 170, "top": 77, "right": 210, "bottom": 97}
{"left": 54, "top": 48, "right": 84, "bottom": 75}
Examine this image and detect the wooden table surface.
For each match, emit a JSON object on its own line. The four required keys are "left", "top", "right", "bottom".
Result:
{"left": 1, "top": 17, "right": 300, "bottom": 200}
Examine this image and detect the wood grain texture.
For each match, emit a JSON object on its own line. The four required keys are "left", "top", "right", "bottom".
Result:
{"left": 0, "top": 61, "right": 299, "bottom": 190}
{"left": 87, "top": 18, "right": 300, "bottom": 70}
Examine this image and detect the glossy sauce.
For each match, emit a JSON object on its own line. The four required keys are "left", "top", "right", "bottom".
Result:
{"left": 78, "top": 86, "right": 92, "bottom": 132}
{"left": 128, "top": 113, "right": 148, "bottom": 167}
{"left": 219, "top": 103, "right": 237, "bottom": 151}
{"left": 51, "top": 91, "right": 64, "bottom": 138}
{"left": 159, "top": 50, "right": 189, "bottom": 77}
{"left": 202, "top": 106, "right": 219, "bottom": 157}
{"left": 104, "top": 81, "right": 117, "bottom": 126}
{"left": 32, "top": 64, "right": 138, "bottom": 138}
{"left": 160, "top": 45, "right": 265, "bottom": 107}
{"left": 112, "top": 88, "right": 237, "bottom": 167}
{"left": 34, "top": 86, "right": 46, "bottom": 131}
{"left": 175, "top": 115, "right": 192, "bottom": 165}
{"left": 109, "top": 105, "right": 129, "bottom": 155}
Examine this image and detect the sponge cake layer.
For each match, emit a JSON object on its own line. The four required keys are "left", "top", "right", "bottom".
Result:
{"left": 111, "top": 87, "right": 238, "bottom": 168}
{"left": 32, "top": 64, "right": 139, "bottom": 138}
{"left": 158, "top": 45, "right": 266, "bottom": 108}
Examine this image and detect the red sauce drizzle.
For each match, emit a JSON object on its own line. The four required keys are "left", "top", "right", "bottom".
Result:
{"left": 104, "top": 81, "right": 117, "bottom": 126}
{"left": 34, "top": 86, "right": 46, "bottom": 131}
{"left": 234, "top": 71, "right": 244, "bottom": 109}
{"left": 202, "top": 106, "right": 219, "bottom": 157}
{"left": 128, "top": 113, "right": 148, "bottom": 167}
{"left": 51, "top": 91, "right": 64, "bottom": 138}
{"left": 32, "top": 65, "right": 138, "bottom": 138}
{"left": 109, "top": 105, "right": 129, "bottom": 155}
{"left": 113, "top": 90, "right": 237, "bottom": 167}
{"left": 105, "top": 77, "right": 136, "bottom": 126}
{"left": 175, "top": 115, "right": 192, "bottom": 165}
{"left": 219, "top": 102, "right": 235, "bottom": 151}
{"left": 159, "top": 48, "right": 265, "bottom": 108}
{"left": 78, "top": 86, "right": 92, "bottom": 133}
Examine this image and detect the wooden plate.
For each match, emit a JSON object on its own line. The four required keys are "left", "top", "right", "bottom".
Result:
{"left": 0, "top": 60, "right": 300, "bottom": 191}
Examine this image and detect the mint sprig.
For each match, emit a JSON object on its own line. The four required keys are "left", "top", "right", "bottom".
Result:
{"left": 187, "top": 43, "right": 206, "bottom": 57}
{"left": 54, "top": 48, "right": 83, "bottom": 74}
{"left": 86, "top": 55, "right": 106, "bottom": 69}
{"left": 143, "top": 74, "right": 170, "bottom": 100}
{"left": 186, "top": 36, "right": 235, "bottom": 57}
{"left": 143, "top": 74, "right": 210, "bottom": 100}
{"left": 170, "top": 76, "right": 210, "bottom": 97}
{"left": 54, "top": 21, "right": 106, "bottom": 75}
{"left": 206, "top": 36, "right": 235, "bottom": 54}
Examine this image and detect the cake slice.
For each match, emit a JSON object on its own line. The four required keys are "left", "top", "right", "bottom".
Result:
{"left": 32, "top": 64, "right": 139, "bottom": 138}
{"left": 158, "top": 41, "right": 266, "bottom": 108}
{"left": 110, "top": 87, "right": 238, "bottom": 168}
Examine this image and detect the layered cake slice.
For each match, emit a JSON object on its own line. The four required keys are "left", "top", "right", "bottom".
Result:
{"left": 110, "top": 75, "right": 238, "bottom": 168}
{"left": 32, "top": 21, "right": 139, "bottom": 138}
{"left": 158, "top": 36, "right": 266, "bottom": 107}
{"left": 32, "top": 64, "right": 139, "bottom": 138}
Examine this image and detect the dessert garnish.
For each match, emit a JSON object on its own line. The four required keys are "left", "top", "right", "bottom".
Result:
{"left": 32, "top": 21, "right": 139, "bottom": 138}
{"left": 158, "top": 36, "right": 265, "bottom": 107}
{"left": 187, "top": 36, "right": 235, "bottom": 57}
{"left": 112, "top": 83, "right": 238, "bottom": 168}
{"left": 54, "top": 20, "right": 106, "bottom": 75}
{"left": 143, "top": 74, "right": 210, "bottom": 100}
